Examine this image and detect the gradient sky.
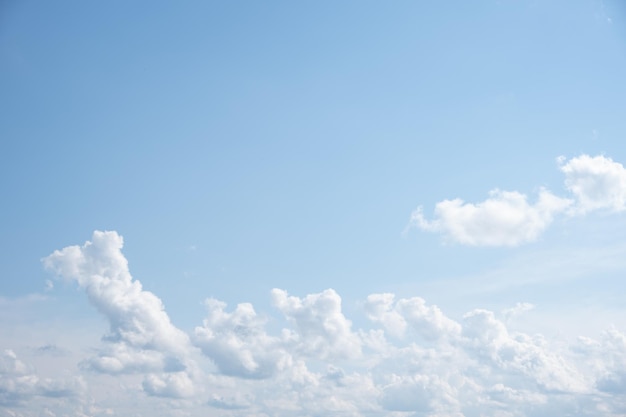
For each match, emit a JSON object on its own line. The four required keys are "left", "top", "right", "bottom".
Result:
{"left": 1, "top": 1, "right": 626, "bottom": 416}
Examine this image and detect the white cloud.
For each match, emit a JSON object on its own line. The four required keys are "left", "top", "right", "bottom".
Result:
{"left": 410, "top": 188, "right": 571, "bottom": 246}
{"left": 462, "top": 309, "right": 589, "bottom": 394}
{"left": 42, "top": 231, "right": 190, "bottom": 357}
{"left": 193, "top": 298, "right": 289, "bottom": 379}
{"left": 41, "top": 231, "right": 198, "bottom": 399}
{"left": 396, "top": 296, "right": 462, "bottom": 341}
{"left": 364, "top": 293, "right": 460, "bottom": 341}
{"left": 22, "top": 232, "right": 626, "bottom": 416}
{"left": 142, "top": 372, "right": 195, "bottom": 398}
{"left": 0, "top": 349, "right": 83, "bottom": 407}
{"left": 410, "top": 154, "right": 626, "bottom": 246}
{"left": 207, "top": 393, "right": 251, "bottom": 410}
{"left": 501, "top": 302, "right": 535, "bottom": 323}
{"left": 271, "top": 288, "right": 362, "bottom": 361}
{"left": 575, "top": 327, "right": 626, "bottom": 396}
{"left": 363, "top": 293, "right": 407, "bottom": 338}
{"left": 380, "top": 374, "right": 458, "bottom": 414}
{"left": 559, "top": 154, "right": 626, "bottom": 213}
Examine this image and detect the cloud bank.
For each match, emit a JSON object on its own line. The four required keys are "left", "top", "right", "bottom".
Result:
{"left": 13, "top": 231, "right": 622, "bottom": 416}
{"left": 410, "top": 154, "right": 626, "bottom": 246}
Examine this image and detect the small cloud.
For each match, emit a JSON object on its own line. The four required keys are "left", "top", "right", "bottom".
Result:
{"left": 409, "top": 154, "right": 626, "bottom": 246}
{"left": 34, "top": 344, "right": 68, "bottom": 357}
{"left": 559, "top": 154, "right": 626, "bottom": 214}
{"left": 409, "top": 188, "right": 571, "bottom": 246}
{"left": 142, "top": 372, "right": 195, "bottom": 399}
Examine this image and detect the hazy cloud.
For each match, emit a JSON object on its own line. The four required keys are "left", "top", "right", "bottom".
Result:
{"left": 0, "top": 350, "right": 83, "bottom": 406}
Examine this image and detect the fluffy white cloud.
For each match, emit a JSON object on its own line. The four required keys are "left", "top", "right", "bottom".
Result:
{"left": 461, "top": 309, "right": 588, "bottom": 393}
{"left": 142, "top": 372, "right": 195, "bottom": 398}
{"left": 411, "top": 154, "right": 626, "bottom": 246}
{"left": 271, "top": 288, "right": 362, "bottom": 361}
{"left": 43, "top": 231, "right": 190, "bottom": 358}
{"left": 15, "top": 232, "right": 623, "bottom": 416}
{"left": 194, "top": 298, "right": 289, "bottom": 379}
{"left": 575, "top": 327, "right": 626, "bottom": 397}
{"left": 410, "top": 188, "right": 571, "bottom": 246}
{"left": 42, "top": 231, "right": 197, "bottom": 398}
{"left": 559, "top": 154, "right": 626, "bottom": 213}
{"left": 363, "top": 293, "right": 407, "bottom": 338}
{"left": 364, "top": 293, "right": 460, "bottom": 341}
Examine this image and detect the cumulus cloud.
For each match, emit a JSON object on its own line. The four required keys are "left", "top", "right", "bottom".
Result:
{"left": 271, "top": 288, "right": 362, "bottom": 360}
{"left": 42, "top": 231, "right": 197, "bottom": 398}
{"left": 410, "top": 188, "right": 571, "bottom": 246}
{"left": 410, "top": 154, "right": 626, "bottom": 246}
{"left": 364, "top": 293, "right": 460, "bottom": 341}
{"left": 142, "top": 372, "right": 195, "bottom": 398}
{"left": 575, "top": 327, "right": 626, "bottom": 396}
{"left": 363, "top": 293, "right": 407, "bottom": 338}
{"left": 559, "top": 154, "right": 626, "bottom": 213}
{"left": 0, "top": 349, "right": 83, "bottom": 406}
{"left": 193, "top": 298, "right": 289, "bottom": 379}
{"left": 27, "top": 232, "right": 626, "bottom": 416}
{"left": 461, "top": 309, "right": 588, "bottom": 393}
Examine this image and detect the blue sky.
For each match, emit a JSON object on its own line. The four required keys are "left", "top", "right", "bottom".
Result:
{"left": 1, "top": 1, "right": 626, "bottom": 416}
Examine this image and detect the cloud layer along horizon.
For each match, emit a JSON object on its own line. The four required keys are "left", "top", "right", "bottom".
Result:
{"left": 0, "top": 231, "right": 621, "bottom": 416}
{"left": 410, "top": 154, "right": 626, "bottom": 246}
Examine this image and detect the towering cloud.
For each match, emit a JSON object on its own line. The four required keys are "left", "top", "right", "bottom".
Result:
{"left": 42, "top": 231, "right": 197, "bottom": 397}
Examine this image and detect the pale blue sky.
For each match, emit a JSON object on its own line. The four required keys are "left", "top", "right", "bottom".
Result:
{"left": 1, "top": 1, "right": 626, "bottom": 416}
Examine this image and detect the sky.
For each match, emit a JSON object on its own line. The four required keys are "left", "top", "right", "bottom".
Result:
{"left": 1, "top": 1, "right": 626, "bottom": 416}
